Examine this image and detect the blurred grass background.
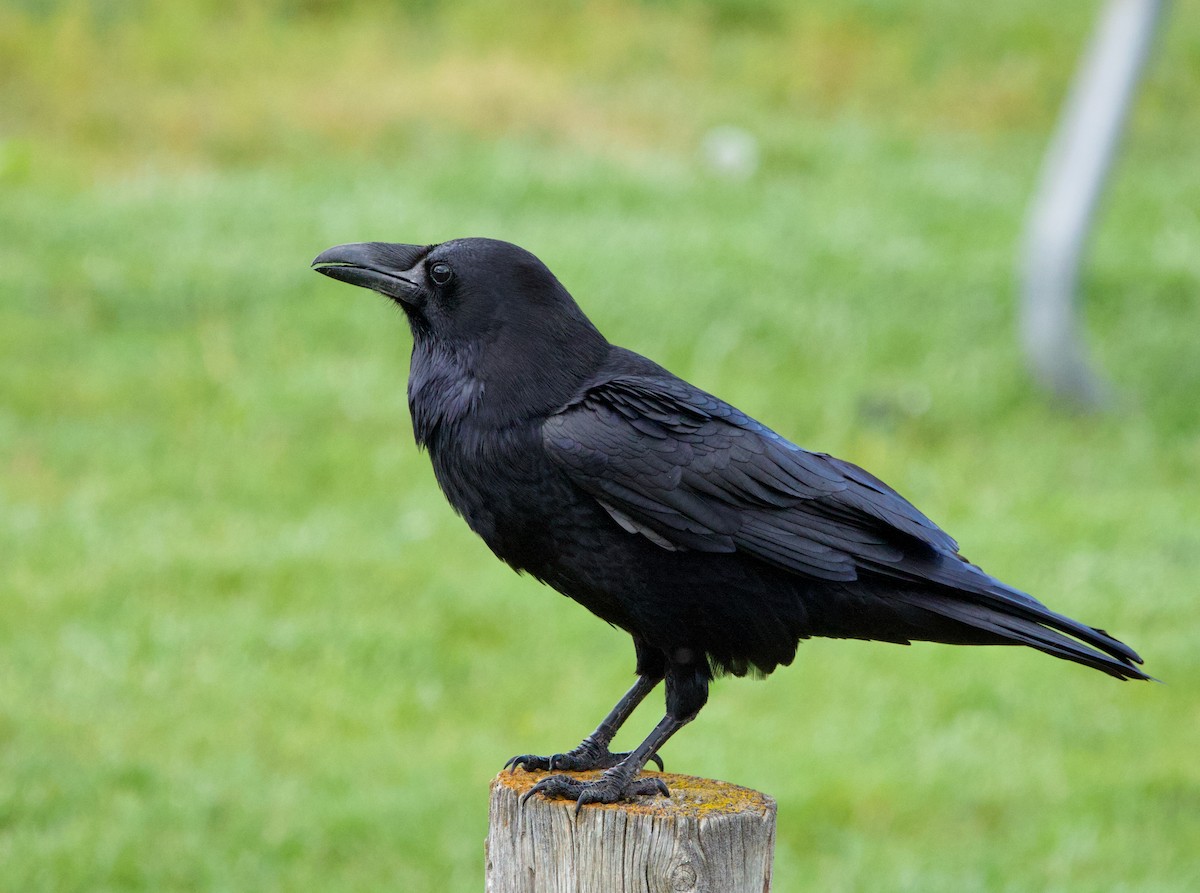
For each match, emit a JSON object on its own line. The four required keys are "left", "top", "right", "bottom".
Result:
{"left": 2, "top": 1, "right": 1198, "bottom": 890}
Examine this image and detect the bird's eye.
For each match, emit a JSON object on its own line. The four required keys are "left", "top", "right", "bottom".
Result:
{"left": 429, "top": 262, "right": 453, "bottom": 286}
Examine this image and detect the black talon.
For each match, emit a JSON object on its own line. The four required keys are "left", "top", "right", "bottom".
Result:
{"left": 521, "top": 767, "right": 670, "bottom": 811}
{"left": 522, "top": 774, "right": 586, "bottom": 806}
{"left": 506, "top": 753, "right": 547, "bottom": 773}
{"left": 503, "top": 743, "right": 659, "bottom": 774}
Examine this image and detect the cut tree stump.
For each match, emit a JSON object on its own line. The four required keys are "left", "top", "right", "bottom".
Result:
{"left": 485, "top": 769, "right": 776, "bottom": 893}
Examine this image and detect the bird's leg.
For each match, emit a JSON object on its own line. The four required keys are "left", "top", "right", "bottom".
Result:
{"left": 504, "top": 674, "right": 663, "bottom": 773}
{"left": 522, "top": 713, "right": 686, "bottom": 810}
{"left": 505, "top": 638, "right": 666, "bottom": 773}
{"left": 522, "top": 655, "right": 710, "bottom": 809}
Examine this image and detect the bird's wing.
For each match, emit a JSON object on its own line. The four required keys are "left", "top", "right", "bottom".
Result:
{"left": 542, "top": 375, "right": 957, "bottom": 582}
{"left": 543, "top": 373, "right": 1149, "bottom": 680}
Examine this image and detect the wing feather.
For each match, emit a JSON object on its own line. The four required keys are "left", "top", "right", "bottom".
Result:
{"left": 543, "top": 374, "right": 956, "bottom": 582}
{"left": 541, "top": 370, "right": 1147, "bottom": 680}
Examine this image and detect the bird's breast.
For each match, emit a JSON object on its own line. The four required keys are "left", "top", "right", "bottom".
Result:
{"left": 425, "top": 422, "right": 581, "bottom": 573}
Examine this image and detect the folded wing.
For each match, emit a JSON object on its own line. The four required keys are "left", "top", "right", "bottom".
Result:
{"left": 542, "top": 373, "right": 1147, "bottom": 680}
{"left": 544, "top": 375, "right": 954, "bottom": 580}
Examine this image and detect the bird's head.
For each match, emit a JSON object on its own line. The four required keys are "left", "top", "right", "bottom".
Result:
{"left": 312, "top": 237, "right": 598, "bottom": 344}
{"left": 312, "top": 237, "right": 610, "bottom": 420}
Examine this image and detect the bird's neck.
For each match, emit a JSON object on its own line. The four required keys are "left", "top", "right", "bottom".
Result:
{"left": 407, "top": 326, "right": 611, "bottom": 447}
{"left": 407, "top": 337, "right": 483, "bottom": 448}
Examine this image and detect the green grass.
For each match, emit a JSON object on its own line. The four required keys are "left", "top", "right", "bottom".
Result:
{"left": 2, "top": 2, "right": 1198, "bottom": 890}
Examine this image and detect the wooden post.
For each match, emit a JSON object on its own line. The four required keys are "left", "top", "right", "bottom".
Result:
{"left": 486, "top": 770, "right": 776, "bottom": 893}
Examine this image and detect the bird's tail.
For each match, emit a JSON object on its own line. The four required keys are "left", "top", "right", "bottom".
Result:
{"left": 890, "top": 578, "right": 1150, "bottom": 681}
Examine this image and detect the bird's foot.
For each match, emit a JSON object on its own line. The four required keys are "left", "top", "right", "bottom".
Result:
{"left": 505, "top": 737, "right": 663, "bottom": 773}
{"left": 521, "top": 767, "right": 670, "bottom": 812}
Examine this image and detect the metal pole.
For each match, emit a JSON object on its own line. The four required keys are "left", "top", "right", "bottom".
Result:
{"left": 1019, "top": 0, "right": 1166, "bottom": 406}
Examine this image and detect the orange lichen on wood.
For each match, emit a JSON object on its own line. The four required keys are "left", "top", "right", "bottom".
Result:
{"left": 494, "top": 769, "right": 774, "bottom": 819}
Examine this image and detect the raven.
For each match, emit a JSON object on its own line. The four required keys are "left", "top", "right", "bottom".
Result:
{"left": 313, "top": 237, "right": 1148, "bottom": 807}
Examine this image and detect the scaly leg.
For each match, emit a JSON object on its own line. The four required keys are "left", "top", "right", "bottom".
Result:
{"left": 522, "top": 654, "right": 710, "bottom": 809}
{"left": 505, "top": 638, "right": 667, "bottom": 773}
{"left": 505, "top": 674, "right": 663, "bottom": 772}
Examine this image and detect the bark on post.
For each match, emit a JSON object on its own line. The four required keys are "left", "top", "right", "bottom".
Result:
{"left": 485, "top": 770, "right": 776, "bottom": 893}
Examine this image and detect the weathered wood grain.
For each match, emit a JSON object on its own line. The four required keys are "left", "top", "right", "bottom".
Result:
{"left": 485, "top": 770, "right": 775, "bottom": 893}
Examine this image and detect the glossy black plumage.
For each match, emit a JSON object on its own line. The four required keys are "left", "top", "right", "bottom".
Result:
{"left": 313, "top": 237, "right": 1148, "bottom": 807}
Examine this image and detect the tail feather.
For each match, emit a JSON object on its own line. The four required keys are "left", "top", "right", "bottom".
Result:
{"left": 866, "top": 550, "right": 1148, "bottom": 679}
{"left": 892, "top": 589, "right": 1150, "bottom": 681}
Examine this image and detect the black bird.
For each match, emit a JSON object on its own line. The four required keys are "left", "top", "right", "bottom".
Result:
{"left": 312, "top": 237, "right": 1148, "bottom": 807}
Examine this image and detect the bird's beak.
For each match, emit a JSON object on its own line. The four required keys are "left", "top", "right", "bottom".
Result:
{"left": 311, "top": 242, "right": 430, "bottom": 306}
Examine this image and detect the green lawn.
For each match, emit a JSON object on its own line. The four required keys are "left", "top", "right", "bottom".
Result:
{"left": 2, "top": 3, "right": 1198, "bottom": 890}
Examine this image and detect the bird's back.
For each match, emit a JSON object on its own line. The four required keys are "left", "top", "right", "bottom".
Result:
{"left": 420, "top": 343, "right": 1146, "bottom": 681}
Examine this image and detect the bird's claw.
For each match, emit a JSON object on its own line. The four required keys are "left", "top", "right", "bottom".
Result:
{"left": 504, "top": 753, "right": 537, "bottom": 772}
{"left": 505, "top": 743, "right": 663, "bottom": 773}
{"left": 521, "top": 770, "right": 670, "bottom": 813}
